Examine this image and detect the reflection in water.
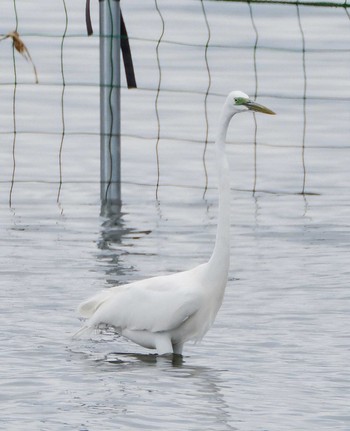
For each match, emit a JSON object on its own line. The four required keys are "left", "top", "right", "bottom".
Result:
{"left": 98, "top": 200, "right": 151, "bottom": 285}
{"left": 99, "top": 200, "right": 123, "bottom": 249}
{"left": 107, "top": 353, "right": 237, "bottom": 430}
{"left": 98, "top": 201, "right": 131, "bottom": 285}
{"left": 70, "top": 344, "right": 237, "bottom": 431}
{"left": 104, "top": 351, "right": 184, "bottom": 367}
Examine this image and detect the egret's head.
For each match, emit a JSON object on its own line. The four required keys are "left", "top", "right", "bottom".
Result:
{"left": 226, "top": 90, "right": 276, "bottom": 116}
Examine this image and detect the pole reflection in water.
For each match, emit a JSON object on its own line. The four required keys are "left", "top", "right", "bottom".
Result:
{"left": 98, "top": 200, "right": 151, "bottom": 286}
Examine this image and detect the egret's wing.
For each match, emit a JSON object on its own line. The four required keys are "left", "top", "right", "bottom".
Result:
{"left": 84, "top": 272, "right": 201, "bottom": 333}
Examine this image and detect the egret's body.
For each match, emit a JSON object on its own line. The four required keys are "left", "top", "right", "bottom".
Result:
{"left": 76, "top": 91, "right": 275, "bottom": 355}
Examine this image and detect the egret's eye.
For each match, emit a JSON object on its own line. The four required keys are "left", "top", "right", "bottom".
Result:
{"left": 234, "top": 98, "right": 238, "bottom": 103}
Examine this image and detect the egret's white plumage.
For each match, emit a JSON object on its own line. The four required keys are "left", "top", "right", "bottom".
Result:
{"left": 75, "top": 91, "right": 275, "bottom": 355}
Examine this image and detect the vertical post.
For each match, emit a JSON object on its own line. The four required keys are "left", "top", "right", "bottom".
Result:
{"left": 100, "top": 0, "right": 121, "bottom": 211}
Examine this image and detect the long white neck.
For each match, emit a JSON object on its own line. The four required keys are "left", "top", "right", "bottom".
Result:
{"left": 205, "top": 103, "right": 233, "bottom": 289}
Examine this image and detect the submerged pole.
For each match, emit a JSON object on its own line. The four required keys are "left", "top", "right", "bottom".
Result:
{"left": 100, "top": 0, "right": 121, "bottom": 211}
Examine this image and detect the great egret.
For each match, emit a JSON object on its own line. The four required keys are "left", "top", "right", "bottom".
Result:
{"left": 75, "top": 91, "right": 275, "bottom": 355}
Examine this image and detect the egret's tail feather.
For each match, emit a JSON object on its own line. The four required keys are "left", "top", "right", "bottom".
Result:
{"left": 75, "top": 289, "right": 114, "bottom": 340}
{"left": 77, "top": 290, "right": 112, "bottom": 318}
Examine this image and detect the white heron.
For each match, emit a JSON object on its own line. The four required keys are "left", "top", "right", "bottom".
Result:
{"left": 75, "top": 91, "right": 275, "bottom": 355}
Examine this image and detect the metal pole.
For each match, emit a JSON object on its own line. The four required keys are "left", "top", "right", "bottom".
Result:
{"left": 100, "top": 0, "right": 121, "bottom": 211}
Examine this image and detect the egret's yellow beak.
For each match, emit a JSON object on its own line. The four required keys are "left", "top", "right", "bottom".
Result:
{"left": 244, "top": 100, "right": 276, "bottom": 115}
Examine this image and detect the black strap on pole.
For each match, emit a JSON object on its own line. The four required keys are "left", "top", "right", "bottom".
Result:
{"left": 85, "top": 0, "right": 137, "bottom": 89}
{"left": 120, "top": 11, "right": 137, "bottom": 89}
{"left": 86, "top": 0, "right": 93, "bottom": 36}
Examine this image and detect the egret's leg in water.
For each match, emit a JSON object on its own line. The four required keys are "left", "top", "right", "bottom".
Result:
{"left": 173, "top": 342, "right": 184, "bottom": 355}
{"left": 155, "top": 334, "right": 173, "bottom": 355}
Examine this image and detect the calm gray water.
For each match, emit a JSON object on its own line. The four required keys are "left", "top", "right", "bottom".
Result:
{"left": 1, "top": 1, "right": 350, "bottom": 430}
